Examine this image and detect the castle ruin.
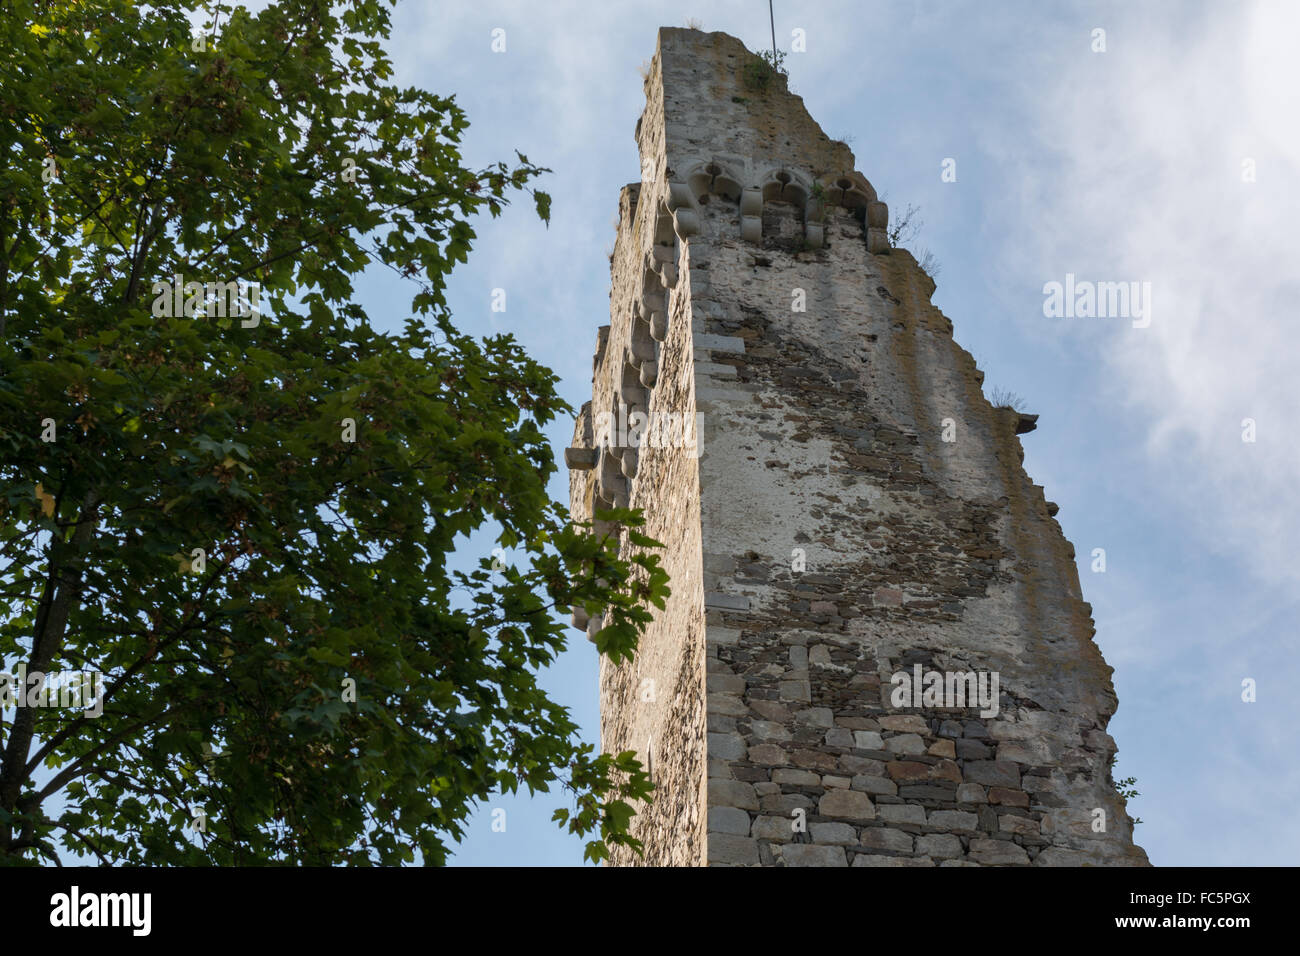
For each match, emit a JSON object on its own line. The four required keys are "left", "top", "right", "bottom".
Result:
{"left": 566, "top": 27, "right": 1149, "bottom": 867}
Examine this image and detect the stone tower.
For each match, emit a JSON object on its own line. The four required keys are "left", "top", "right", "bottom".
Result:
{"left": 566, "top": 27, "right": 1149, "bottom": 867}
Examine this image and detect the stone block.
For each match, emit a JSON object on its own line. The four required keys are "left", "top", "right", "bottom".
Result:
{"left": 857, "top": 827, "right": 914, "bottom": 853}
{"left": 926, "top": 739, "right": 956, "bottom": 758}
{"left": 850, "top": 775, "right": 897, "bottom": 795}
{"left": 781, "top": 844, "right": 848, "bottom": 867}
{"left": 927, "top": 810, "right": 979, "bottom": 833}
{"left": 851, "top": 854, "right": 935, "bottom": 867}
{"left": 885, "top": 733, "right": 927, "bottom": 755}
{"left": 818, "top": 789, "right": 876, "bottom": 821}
{"left": 988, "top": 787, "right": 1029, "bottom": 807}
{"left": 709, "top": 779, "right": 758, "bottom": 811}
{"left": 969, "top": 838, "right": 1030, "bottom": 866}
{"left": 746, "top": 744, "right": 787, "bottom": 766}
{"left": 853, "top": 731, "right": 884, "bottom": 750}
{"left": 750, "top": 815, "right": 797, "bottom": 842}
{"left": 810, "top": 822, "right": 858, "bottom": 845}
{"left": 876, "top": 803, "right": 927, "bottom": 825}
{"left": 708, "top": 806, "right": 752, "bottom": 835}
{"left": 879, "top": 715, "right": 929, "bottom": 734}
{"left": 692, "top": 332, "right": 746, "bottom": 353}
{"left": 708, "top": 834, "right": 759, "bottom": 865}
{"left": 771, "top": 768, "right": 820, "bottom": 787}
{"left": 916, "top": 833, "right": 964, "bottom": 859}
{"left": 824, "top": 728, "right": 855, "bottom": 749}
{"left": 963, "top": 760, "right": 1021, "bottom": 789}
{"left": 999, "top": 814, "right": 1040, "bottom": 836}
{"left": 707, "top": 732, "right": 747, "bottom": 761}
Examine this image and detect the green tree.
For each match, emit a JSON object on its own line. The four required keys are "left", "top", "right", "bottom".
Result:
{"left": 0, "top": 0, "right": 664, "bottom": 865}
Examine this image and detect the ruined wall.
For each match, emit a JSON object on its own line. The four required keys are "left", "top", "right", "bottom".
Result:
{"left": 567, "top": 174, "right": 707, "bottom": 864}
{"left": 567, "top": 27, "right": 1148, "bottom": 867}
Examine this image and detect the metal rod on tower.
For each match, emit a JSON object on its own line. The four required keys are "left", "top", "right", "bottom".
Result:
{"left": 769, "top": 0, "right": 777, "bottom": 60}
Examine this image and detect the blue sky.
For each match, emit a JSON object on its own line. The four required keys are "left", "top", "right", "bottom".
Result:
{"left": 353, "top": 0, "right": 1299, "bottom": 866}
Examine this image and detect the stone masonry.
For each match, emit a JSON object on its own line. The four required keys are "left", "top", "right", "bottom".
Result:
{"left": 566, "top": 27, "right": 1149, "bottom": 867}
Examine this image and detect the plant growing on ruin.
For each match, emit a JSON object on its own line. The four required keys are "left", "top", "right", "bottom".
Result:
{"left": 1110, "top": 755, "right": 1143, "bottom": 825}
{"left": 743, "top": 50, "right": 787, "bottom": 92}
{"left": 888, "top": 201, "right": 923, "bottom": 247}
{"left": 917, "top": 249, "right": 942, "bottom": 278}
{"left": 989, "top": 387, "right": 1027, "bottom": 411}
{"left": 759, "top": 48, "right": 787, "bottom": 73}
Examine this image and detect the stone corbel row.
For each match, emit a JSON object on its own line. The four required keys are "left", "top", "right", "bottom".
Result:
{"left": 864, "top": 199, "right": 889, "bottom": 254}
{"left": 562, "top": 183, "right": 690, "bottom": 639}
{"left": 664, "top": 182, "right": 701, "bottom": 239}
{"left": 571, "top": 603, "right": 606, "bottom": 643}
{"left": 565, "top": 428, "right": 624, "bottom": 639}
{"left": 821, "top": 174, "right": 890, "bottom": 254}
{"left": 570, "top": 442, "right": 631, "bottom": 640}
{"left": 680, "top": 157, "right": 893, "bottom": 253}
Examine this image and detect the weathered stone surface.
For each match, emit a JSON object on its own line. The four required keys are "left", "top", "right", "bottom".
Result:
{"left": 840, "top": 755, "right": 886, "bottom": 775}
{"left": 963, "top": 761, "right": 1022, "bottom": 789}
{"left": 708, "top": 694, "right": 748, "bottom": 718}
{"left": 916, "top": 833, "right": 964, "bottom": 859}
{"left": 586, "top": 25, "right": 1148, "bottom": 868}
{"left": 707, "top": 733, "right": 747, "bottom": 761}
{"left": 852, "top": 731, "right": 884, "bottom": 751}
{"left": 795, "top": 706, "right": 835, "bottom": 728}
{"left": 879, "top": 715, "right": 930, "bottom": 735}
{"left": 810, "top": 822, "right": 858, "bottom": 845}
{"left": 746, "top": 743, "right": 787, "bottom": 766}
{"left": 819, "top": 789, "right": 876, "bottom": 821}
{"left": 988, "top": 787, "right": 1030, "bottom": 807}
{"left": 999, "top": 814, "right": 1040, "bottom": 836}
{"left": 955, "top": 739, "right": 993, "bottom": 760}
{"left": 791, "top": 749, "right": 838, "bottom": 772}
{"left": 877, "top": 803, "right": 927, "bottom": 825}
{"left": 927, "top": 810, "right": 979, "bottom": 833}
{"left": 779, "top": 680, "right": 811, "bottom": 702}
{"left": 926, "top": 739, "right": 957, "bottom": 759}
{"left": 771, "top": 768, "right": 820, "bottom": 787}
{"left": 885, "top": 733, "right": 927, "bottom": 755}
{"left": 781, "top": 844, "right": 848, "bottom": 867}
{"left": 969, "top": 838, "right": 1031, "bottom": 865}
{"left": 851, "top": 854, "right": 935, "bottom": 867}
{"left": 898, "top": 784, "right": 958, "bottom": 801}
{"left": 851, "top": 775, "right": 898, "bottom": 796}
{"left": 706, "top": 673, "right": 745, "bottom": 695}
{"left": 886, "top": 761, "right": 931, "bottom": 782}
{"left": 760, "top": 793, "right": 814, "bottom": 814}
{"left": 824, "top": 728, "right": 855, "bottom": 749}
{"left": 1035, "top": 846, "right": 1090, "bottom": 866}
{"left": 749, "top": 720, "right": 792, "bottom": 742}
{"left": 750, "top": 815, "right": 797, "bottom": 842}
{"left": 708, "top": 779, "right": 758, "bottom": 811}
{"left": 808, "top": 644, "right": 833, "bottom": 666}
{"left": 708, "top": 806, "right": 752, "bottom": 835}
{"left": 858, "top": 827, "right": 915, "bottom": 853}
{"left": 708, "top": 834, "right": 760, "bottom": 865}
{"left": 749, "top": 700, "right": 790, "bottom": 722}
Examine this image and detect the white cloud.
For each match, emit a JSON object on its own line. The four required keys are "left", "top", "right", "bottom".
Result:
{"left": 1003, "top": 0, "right": 1300, "bottom": 587}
